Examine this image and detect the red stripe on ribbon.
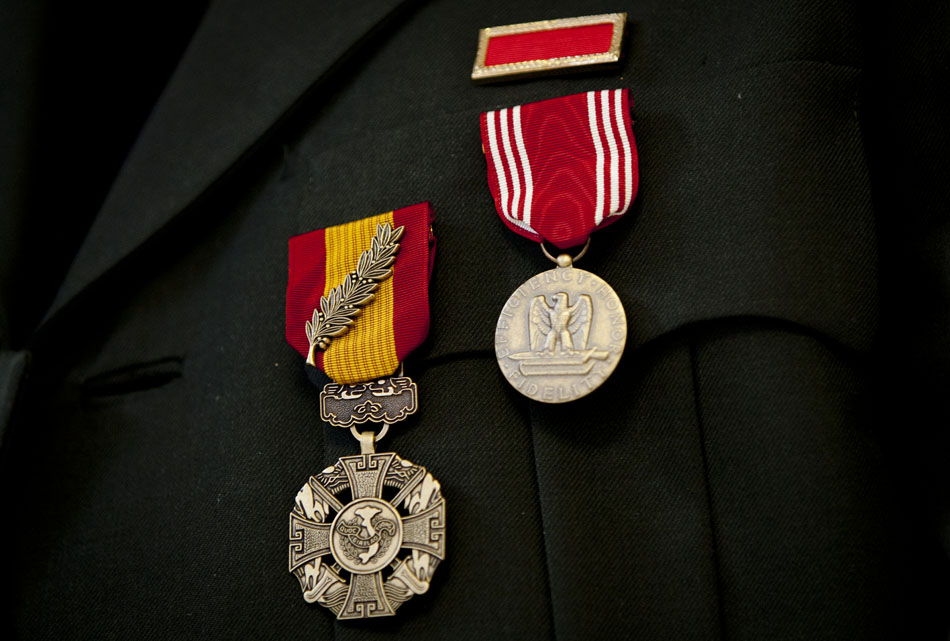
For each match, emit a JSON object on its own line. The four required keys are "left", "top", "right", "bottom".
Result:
{"left": 286, "top": 226, "right": 327, "bottom": 370}
{"left": 484, "top": 23, "right": 615, "bottom": 66}
{"left": 392, "top": 202, "right": 435, "bottom": 363}
{"left": 480, "top": 89, "right": 638, "bottom": 249}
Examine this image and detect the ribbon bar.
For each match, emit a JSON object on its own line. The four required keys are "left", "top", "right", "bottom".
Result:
{"left": 471, "top": 13, "right": 626, "bottom": 82}
{"left": 480, "top": 90, "right": 639, "bottom": 249}
{"left": 286, "top": 203, "right": 435, "bottom": 384}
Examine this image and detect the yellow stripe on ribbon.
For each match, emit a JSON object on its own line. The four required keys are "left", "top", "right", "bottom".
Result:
{"left": 323, "top": 211, "right": 399, "bottom": 384}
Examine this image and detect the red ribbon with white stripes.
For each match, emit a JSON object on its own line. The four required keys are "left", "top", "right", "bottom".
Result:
{"left": 479, "top": 89, "right": 639, "bottom": 249}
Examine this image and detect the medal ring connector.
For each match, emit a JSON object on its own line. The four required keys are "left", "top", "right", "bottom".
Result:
{"left": 350, "top": 423, "right": 389, "bottom": 452}
{"left": 541, "top": 237, "right": 590, "bottom": 267}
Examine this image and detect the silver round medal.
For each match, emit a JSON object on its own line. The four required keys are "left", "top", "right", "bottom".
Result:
{"left": 494, "top": 255, "right": 627, "bottom": 403}
{"left": 288, "top": 451, "right": 446, "bottom": 619}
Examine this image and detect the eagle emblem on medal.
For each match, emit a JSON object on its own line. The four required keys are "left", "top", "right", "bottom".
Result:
{"left": 495, "top": 256, "right": 627, "bottom": 403}
{"left": 522, "top": 293, "right": 604, "bottom": 373}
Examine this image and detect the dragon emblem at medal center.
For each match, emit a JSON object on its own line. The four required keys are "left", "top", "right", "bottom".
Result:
{"left": 289, "top": 452, "right": 445, "bottom": 619}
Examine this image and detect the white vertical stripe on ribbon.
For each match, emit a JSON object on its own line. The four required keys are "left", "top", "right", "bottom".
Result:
{"left": 486, "top": 110, "right": 510, "bottom": 219}
{"left": 488, "top": 109, "right": 536, "bottom": 233}
{"left": 613, "top": 89, "right": 633, "bottom": 215}
{"left": 499, "top": 108, "right": 522, "bottom": 221}
{"left": 512, "top": 105, "right": 534, "bottom": 227}
{"left": 601, "top": 89, "right": 620, "bottom": 217}
{"left": 587, "top": 91, "right": 606, "bottom": 225}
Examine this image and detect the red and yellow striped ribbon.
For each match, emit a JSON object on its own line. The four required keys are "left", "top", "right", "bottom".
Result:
{"left": 286, "top": 202, "right": 435, "bottom": 384}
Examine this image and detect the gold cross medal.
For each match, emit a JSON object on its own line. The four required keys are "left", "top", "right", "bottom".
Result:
{"left": 480, "top": 90, "right": 639, "bottom": 402}
{"left": 284, "top": 203, "right": 444, "bottom": 619}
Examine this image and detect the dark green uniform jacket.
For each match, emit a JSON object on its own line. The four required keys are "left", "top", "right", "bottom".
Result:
{"left": 2, "top": 1, "right": 947, "bottom": 638}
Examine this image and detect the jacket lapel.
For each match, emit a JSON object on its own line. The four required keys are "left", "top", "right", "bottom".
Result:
{"left": 41, "top": 0, "right": 414, "bottom": 328}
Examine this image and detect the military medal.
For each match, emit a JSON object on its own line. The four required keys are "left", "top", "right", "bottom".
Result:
{"left": 481, "top": 90, "right": 639, "bottom": 402}
{"left": 284, "top": 203, "right": 445, "bottom": 619}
